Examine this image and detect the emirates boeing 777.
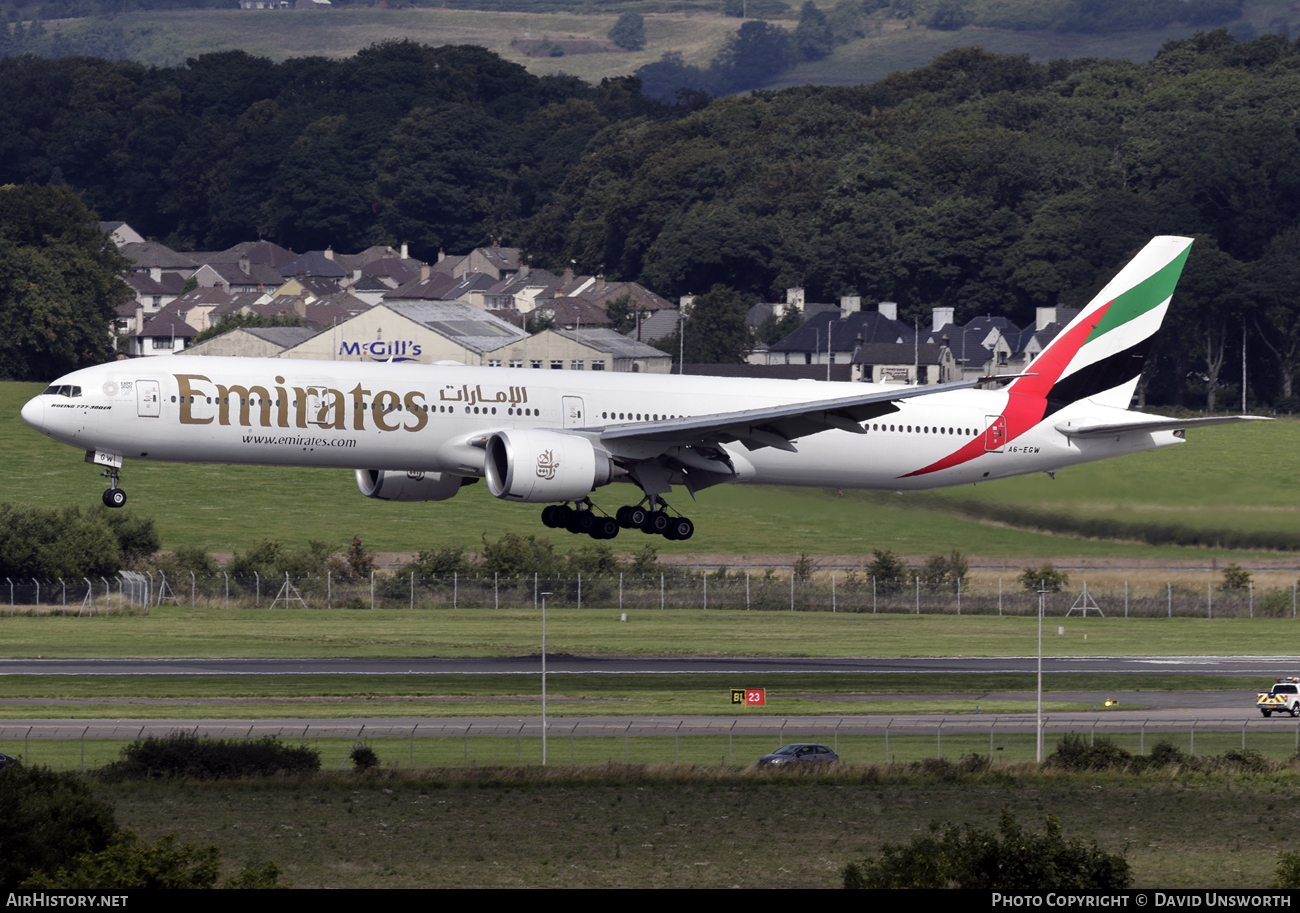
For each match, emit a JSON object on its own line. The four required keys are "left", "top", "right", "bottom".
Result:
{"left": 20, "top": 236, "right": 1265, "bottom": 540}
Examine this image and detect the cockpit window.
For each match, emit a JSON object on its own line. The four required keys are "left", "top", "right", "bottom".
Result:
{"left": 41, "top": 385, "right": 81, "bottom": 397}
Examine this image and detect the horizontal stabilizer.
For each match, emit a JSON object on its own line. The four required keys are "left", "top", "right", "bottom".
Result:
{"left": 1054, "top": 415, "right": 1273, "bottom": 437}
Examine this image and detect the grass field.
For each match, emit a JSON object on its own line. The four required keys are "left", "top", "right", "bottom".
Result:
{"left": 7, "top": 382, "right": 1300, "bottom": 559}
{"left": 38, "top": 5, "right": 1273, "bottom": 85}
{"left": 4, "top": 608, "right": 1300, "bottom": 659}
{"left": 82, "top": 767, "right": 1300, "bottom": 888}
{"left": 14, "top": 728, "right": 1300, "bottom": 773}
{"left": 0, "top": 669, "right": 1235, "bottom": 720}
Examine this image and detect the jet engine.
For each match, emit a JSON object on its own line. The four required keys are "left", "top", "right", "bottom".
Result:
{"left": 484, "top": 429, "right": 615, "bottom": 502}
{"left": 355, "top": 469, "right": 467, "bottom": 501}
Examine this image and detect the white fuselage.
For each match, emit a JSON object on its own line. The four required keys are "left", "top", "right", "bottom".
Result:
{"left": 21, "top": 355, "right": 1182, "bottom": 494}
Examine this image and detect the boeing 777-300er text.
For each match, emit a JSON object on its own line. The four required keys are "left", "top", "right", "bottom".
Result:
{"left": 21, "top": 236, "right": 1267, "bottom": 541}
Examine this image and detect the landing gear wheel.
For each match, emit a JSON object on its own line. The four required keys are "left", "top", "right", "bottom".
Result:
{"left": 591, "top": 517, "right": 620, "bottom": 540}
{"left": 645, "top": 511, "right": 671, "bottom": 536}
{"left": 666, "top": 517, "right": 694, "bottom": 540}
{"left": 616, "top": 506, "right": 637, "bottom": 528}
{"left": 541, "top": 505, "right": 559, "bottom": 528}
{"left": 102, "top": 488, "right": 127, "bottom": 509}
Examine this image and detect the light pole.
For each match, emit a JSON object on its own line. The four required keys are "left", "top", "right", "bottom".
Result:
{"left": 540, "top": 591, "right": 551, "bottom": 766}
{"left": 1037, "top": 581, "right": 1046, "bottom": 763}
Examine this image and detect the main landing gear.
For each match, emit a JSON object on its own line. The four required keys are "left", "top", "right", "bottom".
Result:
{"left": 100, "top": 467, "right": 127, "bottom": 509}
{"left": 540, "top": 497, "right": 695, "bottom": 541}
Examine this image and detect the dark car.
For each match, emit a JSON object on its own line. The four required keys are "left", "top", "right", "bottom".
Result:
{"left": 0, "top": 753, "right": 18, "bottom": 768}
{"left": 756, "top": 743, "right": 839, "bottom": 767}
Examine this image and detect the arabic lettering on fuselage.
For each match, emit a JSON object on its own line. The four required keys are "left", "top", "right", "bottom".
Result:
{"left": 172, "top": 374, "right": 530, "bottom": 433}
{"left": 437, "top": 384, "right": 527, "bottom": 407}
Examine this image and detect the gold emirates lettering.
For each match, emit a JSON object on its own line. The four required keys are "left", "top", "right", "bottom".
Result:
{"left": 173, "top": 373, "right": 432, "bottom": 433}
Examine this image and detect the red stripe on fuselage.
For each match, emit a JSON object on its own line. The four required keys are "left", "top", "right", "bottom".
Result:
{"left": 899, "top": 302, "right": 1112, "bottom": 479}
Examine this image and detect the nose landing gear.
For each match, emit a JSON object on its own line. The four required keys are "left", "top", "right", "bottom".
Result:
{"left": 100, "top": 467, "right": 127, "bottom": 508}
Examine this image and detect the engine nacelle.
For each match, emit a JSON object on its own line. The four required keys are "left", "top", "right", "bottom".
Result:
{"left": 355, "top": 469, "right": 466, "bottom": 502}
{"left": 484, "top": 429, "right": 614, "bottom": 503}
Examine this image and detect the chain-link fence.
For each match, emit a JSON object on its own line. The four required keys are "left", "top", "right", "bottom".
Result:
{"left": 1, "top": 571, "right": 1295, "bottom": 618}
{"left": 4, "top": 716, "right": 1296, "bottom": 772}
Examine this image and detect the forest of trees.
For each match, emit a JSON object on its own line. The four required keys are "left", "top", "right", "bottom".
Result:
{"left": 2, "top": 31, "right": 1300, "bottom": 407}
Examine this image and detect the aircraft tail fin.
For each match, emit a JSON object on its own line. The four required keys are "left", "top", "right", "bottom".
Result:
{"left": 1008, "top": 236, "right": 1193, "bottom": 415}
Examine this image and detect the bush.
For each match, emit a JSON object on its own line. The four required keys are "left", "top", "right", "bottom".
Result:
{"left": 1020, "top": 563, "right": 1069, "bottom": 593}
{"left": 792, "top": 551, "right": 817, "bottom": 583}
{"left": 1273, "top": 851, "right": 1300, "bottom": 888}
{"left": 843, "top": 807, "right": 1132, "bottom": 889}
{"left": 349, "top": 745, "right": 379, "bottom": 771}
{"left": 865, "top": 548, "right": 911, "bottom": 594}
{"left": 1221, "top": 562, "right": 1251, "bottom": 590}
{"left": 920, "top": 550, "right": 968, "bottom": 593}
{"left": 98, "top": 732, "right": 321, "bottom": 781}
{"left": 1260, "top": 587, "right": 1294, "bottom": 617}
{"left": 480, "top": 532, "right": 562, "bottom": 578}
{"left": 22, "top": 830, "right": 284, "bottom": 889}
{"left": 1049, "top": 734, "right": 1132, "bottom": 771}
{"left": 399, "top": 545, "right": 473, "bottom": 578}
{"left": 0, "top": 764, "right": 117, "bottom": 890}
{"left": 1144, "top": 740, "right": 1188, "bottom": 769}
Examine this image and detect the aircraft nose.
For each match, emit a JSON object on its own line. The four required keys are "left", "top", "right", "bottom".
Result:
{"left": 20, "top": 394, "right": 44, "bottom": 431}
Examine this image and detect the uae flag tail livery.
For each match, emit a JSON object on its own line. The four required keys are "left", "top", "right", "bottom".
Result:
{"left": 19, "top": 235, "right": 1270, "bottom": 542}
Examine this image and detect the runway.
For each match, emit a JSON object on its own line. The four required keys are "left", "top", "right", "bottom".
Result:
{"left": 1, "top": 654, "right": 1297, "bottom": 676}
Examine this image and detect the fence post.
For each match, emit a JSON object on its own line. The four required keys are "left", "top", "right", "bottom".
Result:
{"left": 832, "top": 573, "right": 836, "bottom": 613}
{"left": 1208, "top": 581, "right": 1212, "bottom": 619}
{"left": 534, "top": 573, "right": 538, "bottom": 610}
{"left": 410, "top": 572, "right": 414, "bottom": 611}
{"left": 578, "top": 573, "right": 581, "bottom": 610}
{"left": 1250, "top": 581, "right": 1254, "bottom": 618}
{"left": 746, "top": 573, "right": 750, "bottom": 610}
{"left": 1141, "top": 719, "right": 1146, "bottom": 755}
{"left": 619, "top": 573, "right": 623, "bottom": 611}
{"left": 224, "top": 572, "right": 229, "bottom": 610}
{"left": 7, "top": 577, "right": 11, "bottom": 617}
{"left": 327, "top": 571, "right": 331, "bottom": 610}
{"left": 255, "top": 571, "right": 260, "bottom": 609}
{"left": 885, "top": 718, "right": 891, "bottom": 762}
{"left": 790, "top": 573, "right": 794, "bottom": 611}
{"left": 1124, "top": 580, "right": 1128, "bottom": 618}
{"left": 956, "top": 576, "right": 959, "bottom": 615}
{"left": 873, "top": 576, "right": 876, "bottom": 614}
{"left": 660, "top": 573, "right": 664, "bottom": 610}
{"left": 370, "top": 570, "right": 375, "bottom": 610}
{"left": 495, "top": 573, "right": 499, "bottom": 610}
{"left": 191, "top": 572, "right": 196, "bottom": 608}
{"left": 998, "top": 578, "right": 1002, "bottom": 616}
{"left": 1168, "top": 582, "right": 1171, "bottom": 618}
{"left": 915, "top": 576, "right": 920, "bottom": 614}
{"left": 454, "top": 572, "right": 458, "bottom": 609}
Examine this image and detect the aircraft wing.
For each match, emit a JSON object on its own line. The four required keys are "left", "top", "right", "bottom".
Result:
{"left": 1054, "top": 415, "right": 1273, "bottom": 437}
{"left": 592, "top": 378, "right": 979, "bottom": 452}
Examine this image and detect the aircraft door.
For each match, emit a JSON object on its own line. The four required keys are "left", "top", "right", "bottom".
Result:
{"left": 136, "top": 380, "right": 161, "bottom": 418}
{"left": 984, "top": 415, "right": 1006, "bottom": 452}
{"left": 562, "top": 396, "right": 586, "bottom": 429}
